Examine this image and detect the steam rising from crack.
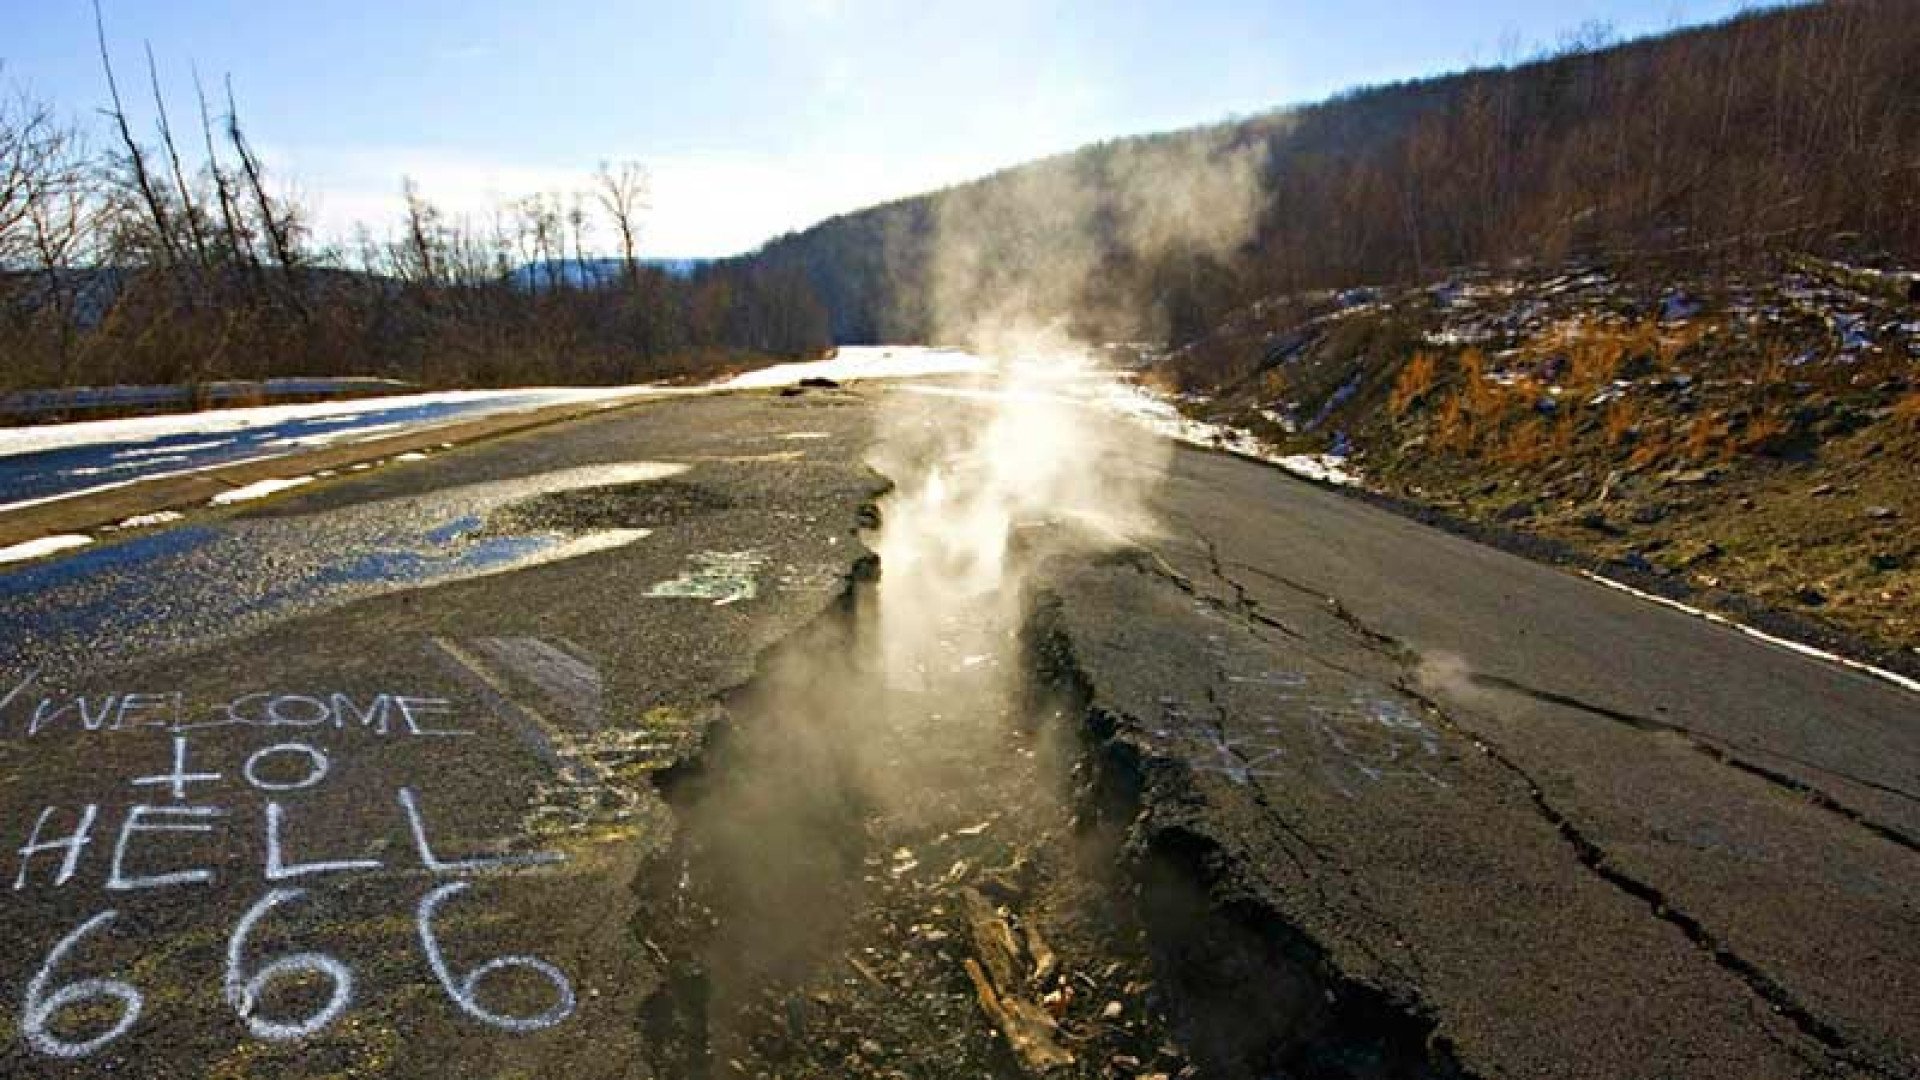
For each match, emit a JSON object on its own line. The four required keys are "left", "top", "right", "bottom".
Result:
{"left": 870, "top": 124, "right": 1274, "bottom": 706}
{"left": 874, "top": 125, "right": 1273, "bottom": 648}
{"left": 925, "top": 130, "right": 1269, "bottom": 347}
{"left": 642, "top": 133, "right": 1276, "bottom": 1071}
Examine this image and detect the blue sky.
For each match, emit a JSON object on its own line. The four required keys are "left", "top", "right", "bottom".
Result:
{"left": 4, "top": 0, "right": 1760, "bottom": 257}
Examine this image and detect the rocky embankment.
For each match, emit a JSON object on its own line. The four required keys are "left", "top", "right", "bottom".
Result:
{"left": 1156, "top": 254, "right": 1920, "bottom": 667}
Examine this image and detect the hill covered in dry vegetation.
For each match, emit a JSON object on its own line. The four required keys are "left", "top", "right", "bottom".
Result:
{"left": 749, "top": 0, "right": 1918, "bottom": 350}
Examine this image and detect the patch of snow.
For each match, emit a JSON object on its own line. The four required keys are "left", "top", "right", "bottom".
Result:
{"left": 517, "top": 529, "right": 652, "bottom": 570}
{"left": 209, "top": 476, "right": 316, "bottom": 506}
{"left": 717, "top": 346, "right": 992, "bottom": 390}
{"left": 0, "top": 453, "right": 283, "bottom": 514}
{"left": 523, "top": 462, "right": 690, "bottom": 493}
{"left": 1274, "top": 454, "right": 1363, "bottom": 486}
{"left": 1257, "top": 408, "right": 1299, "bottom": 434}
{"left": 394, "top": 451, "right": 429, "bottom": 462}
{"left": 1581, "top": 572, "right": 1920, "bottom": 697}
{"left": 112, "top": 439, "right": 232, "bottom": 459}
{"left": 1424, "top": 327, "right": 1494, "bottom": 347}
{"left": 107, "top": 510, "right": 185, "bottom": 530}
{"left": 780, "top": 431, "right": 833, "bottom": 440}
{"left": 0, "top": 534, "right": 93, "bottom": 564}
{"left": 0, "top": 385, "right": 667, "bottom": 460}
{"left": 64, "top": 455, "right": 190, "bottom": 477}
{"left": 262, "top": 422, "right": 408, "bottom": 450}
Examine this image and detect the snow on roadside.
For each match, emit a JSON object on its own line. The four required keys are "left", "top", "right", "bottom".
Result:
{"left": 717, "top": 346, "right": 991, "bottom": 390}
{"left": 0, "top": 534, "right": 93, "bottom": 564}
{"left": 1273, "top": 454, "right": 1363, "bottom": 486}
{"left": 1581, "top": 571, "right": 1920, "bottom": 697}
{"left": 0, "top": 345, "right": 971, "bottom": 466}
{"left": 209, "top": 476, "right": 315, "bottom": 506}
{"left": 1093, "top": 377, "right": 1364, "bottom": 487}
{"left": 107, "top": 510, "right": 185, "bottom": 530}
{"left": 0, "top": 385, "right": 663, "bottom": 460}
{"left": 890, "top": 351, "right": 1365, "bottom": 488}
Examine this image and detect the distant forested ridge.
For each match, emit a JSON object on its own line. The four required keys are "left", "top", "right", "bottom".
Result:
{"left": 740, "top": 0, "right": 1919, "bottom": 349}
{"left": 3, "top": 1, "right": 1912, "bottom": 392}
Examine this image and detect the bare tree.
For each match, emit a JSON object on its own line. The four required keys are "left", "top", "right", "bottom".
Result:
{"left": 593, "top": 160, "right": 648, "bottom": 286}
{"left": 27, "top": 139, "right": 95, "bottom": 385}
{"left": 92, "top": 0, "right": 180, "bottom": 268}
{"left": 225, "top": 79, "right": 301, "bottom": 276}
{"left": 146, "top": 43, "right": 210, "bottom": 274}
{"left": 0, "top": 83, "right": 66, "bottom": 265}
{"left": 195, "top": 67, "right": 252, "bottom": 271}
{"left": 399, "top": 176, "right": 443, "bottom": 286}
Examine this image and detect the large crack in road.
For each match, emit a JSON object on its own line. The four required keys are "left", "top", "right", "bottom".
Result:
{"left": 2, "top": 380, "right": 1916, "bottom": 1078}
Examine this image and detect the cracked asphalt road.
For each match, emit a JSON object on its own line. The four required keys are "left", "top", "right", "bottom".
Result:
{"left": 1045, "top": 442, "right": 1920, "bottom": 1079}
{"left": 2, "top": 381, "right": 1915, "bottom": 1079}
{"left": 0, "top": 389, "right": 883, "bottom": 1078}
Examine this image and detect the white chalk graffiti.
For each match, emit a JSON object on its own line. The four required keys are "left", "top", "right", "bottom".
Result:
{"left": 264, "top": 802, "right": 382, "bottom": 881}
{"left": 15, "top": 806, "right": 98, "bottom": 890}
{"left": 418, "top": 882, "right": 576, "bottom": 1032}
{"left": 225, "top": 888, "right": 354, "bottom": 1041}
{"left": 9, "top": 723, "right": 578, "bottom": 1058}
{"left": 21, "top": 910, "right": 143, "bottom": 1059}
{"left": 643, "top": 550, "right": 765, "bottom": 605}
{"left": 106, "top": 805, "right": 224, "bottom": 891}
{"left": 0, "top": 674, "right": 475, "bottom": 740}
{"left": 1151, "top": 676, "right": 1449, "bottom": 796}
{"left": 132, "top": 736, "right": 222, "bottom": 798}
{"left": 243, "top": 742, "right": 329, "bottom": 791}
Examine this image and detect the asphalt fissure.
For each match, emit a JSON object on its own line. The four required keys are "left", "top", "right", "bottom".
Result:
{"left": 1394, "top": 682, "right": 1899, "bottom": 1080}
{"left": 1028, "top": 592, "right": 1475, "bottom": 1080}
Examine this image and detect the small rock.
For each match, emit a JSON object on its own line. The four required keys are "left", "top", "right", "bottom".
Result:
{"left": 1816, "top": 407, "right": 1872, "bottom": 438}
{"left": 859, "top": 1038, "right": 884, "bottom": 1057}
{"left": 1810, "top": 483, "right": 1836, "bottom": 497}
{"left": 1577, "top": 510, "right": 1620, "bottom": 534}
{"left": 1102, "top": 1001, "right": 1125, "bottom": 1020}
{"left": 1617, "top": 353, "right": 1659, "bottom": 379}
{"left": 1865, "top": 506, "right": 1899, "bottom": 520}
{"left": 1674, "top": 541, "right": 1723, "bottom": 569}
{"left": 1618, "top": 551, "right": 1656, "bottom": 573}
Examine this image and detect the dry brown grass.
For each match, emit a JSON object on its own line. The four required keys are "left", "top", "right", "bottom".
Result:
{"left": 1500, "top": 417, "right": 1550, "bottom": 465}
{"left": 1551, "top": 409, "right": 1578, "bottom": 455}
{"left": 1432, "top": 390, "right": 1473, "bottom": 453}
{"left": 1458, "top": 349, "right": 1499, "bottom": 414}
{"left": 1603, "top": 399, "right": 1640, "bottom": 446}
{"left": 1683, "top": 410, "right": 1732, "bottom": 462}
{"left": 1529, "top": 316, "right": 1706, "bottom": 394}
{"left": 1734, "top": 409, "right": 1793, "bottom": 455}
{"left": 1391, "top": 351, "right": 1439, "bottom": 415}
{"left": 1894, "top": 390, "right": 1920, "bottom": 431}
